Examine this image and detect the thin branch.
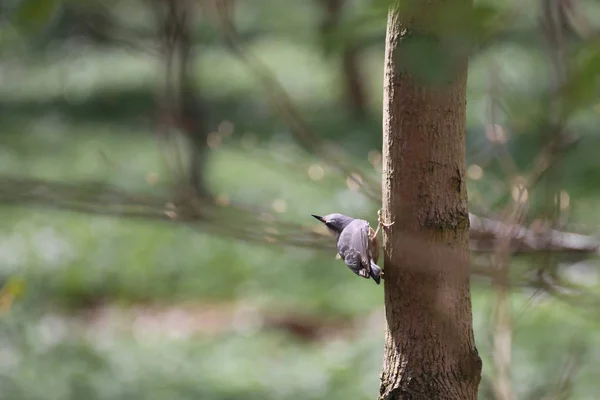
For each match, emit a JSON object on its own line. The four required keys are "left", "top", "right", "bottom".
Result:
{"left": 468, "top": 213, "right": 599, "bottom": 254}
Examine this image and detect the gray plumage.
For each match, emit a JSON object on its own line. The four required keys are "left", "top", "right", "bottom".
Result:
{"left": 311, "top": 213, "right": 381, "bottom": 285}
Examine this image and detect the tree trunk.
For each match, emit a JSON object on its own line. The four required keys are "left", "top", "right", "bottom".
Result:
{"left": 379, "top": 2, "right": 482, "bottom": 399}
{"left": 318, "top": 0, "right": 368, "bottom": 118}
{"left": 341, "top": 45, "right": 368, "bottom": 118}
{"left": 156, "top": 0, "right": 210, "bottom": 197}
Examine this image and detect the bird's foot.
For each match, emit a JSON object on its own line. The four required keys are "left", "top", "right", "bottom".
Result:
{"left": 377, "top": 209, "right": 394, "bottom": 228}
{"left": 373, "top": 209, "right": 394, "bottom": 237}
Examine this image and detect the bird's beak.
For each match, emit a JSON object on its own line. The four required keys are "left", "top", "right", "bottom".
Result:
{"left": 311, "top": 214, "right": 325, "bottom": 223}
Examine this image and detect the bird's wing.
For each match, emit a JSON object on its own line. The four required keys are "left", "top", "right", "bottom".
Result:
{"left": 349, "top": 219, "right": 372, "bottom": 269}
{"left": 341, "top": 248, "right": 366, "bottom": 277}
{"left": 337, "top": 221, "right": 368, "bottom": 276}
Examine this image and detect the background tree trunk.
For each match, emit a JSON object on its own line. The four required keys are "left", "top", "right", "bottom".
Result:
{"left": 318, "top": 0, "right": 368, "bottom": 118}
{"left": 379, "top": 2, "right": 482, "bottom": 399}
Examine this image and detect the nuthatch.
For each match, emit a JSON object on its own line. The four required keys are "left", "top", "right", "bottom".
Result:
{"left": 311, "top": 212, "right": 392, "bottom": 285}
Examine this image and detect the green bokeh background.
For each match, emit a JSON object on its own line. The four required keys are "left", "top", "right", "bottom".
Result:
{"left": 1, "top": 0, "right": 600, "bottom": 399}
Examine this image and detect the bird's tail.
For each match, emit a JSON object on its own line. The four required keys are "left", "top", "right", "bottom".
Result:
{"left": 369, "top": 261, "right": 381, "bottom": 285}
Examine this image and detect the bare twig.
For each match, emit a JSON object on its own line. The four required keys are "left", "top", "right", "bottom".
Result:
{"left": 468, "top": 213, "right": 599, "bottom": 254}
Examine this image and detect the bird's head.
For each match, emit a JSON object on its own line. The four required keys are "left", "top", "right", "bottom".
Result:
{"left": 311, "top": 213, "right": 354, "bottom": 235}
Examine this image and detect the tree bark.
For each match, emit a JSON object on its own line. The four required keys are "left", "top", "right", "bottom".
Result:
{"left": 379, "top": 2, "right": 482, "bottom": 399}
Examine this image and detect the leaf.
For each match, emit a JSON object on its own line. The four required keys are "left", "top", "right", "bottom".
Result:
{"left": 11, "top": 0, "right": 61, "bottom": 32}
{"left": 561, "top": 40, "right": 600, "bottom": 117}
{"left": 0, "top": 277, "right": 26, "bottom": 313}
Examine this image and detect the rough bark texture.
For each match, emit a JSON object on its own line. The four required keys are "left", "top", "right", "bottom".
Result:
{"left": 379, "top": 2, "right": 482, "bottom": 399}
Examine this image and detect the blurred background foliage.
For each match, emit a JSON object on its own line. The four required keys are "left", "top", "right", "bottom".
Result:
{"left": 0, "top": 0, "right": 600, "bottom": 399}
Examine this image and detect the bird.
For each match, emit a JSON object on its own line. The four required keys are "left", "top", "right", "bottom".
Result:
{"left": 311, "top": 212, "right": 389, "bottom": 285}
